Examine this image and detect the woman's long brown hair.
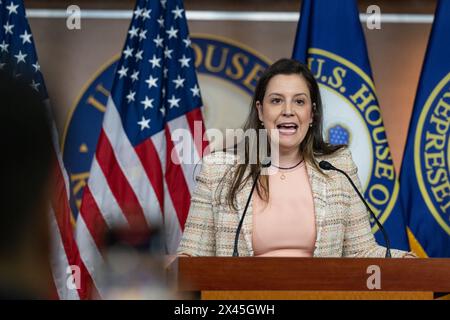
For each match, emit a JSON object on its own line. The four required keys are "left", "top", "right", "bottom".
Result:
{"left": 214, "top": 58, "right": 345, "bottom": 210}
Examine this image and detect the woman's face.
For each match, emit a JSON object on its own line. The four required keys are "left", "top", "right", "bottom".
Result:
{"left": 256, "top": 74, "right": 314, "bottom": 153}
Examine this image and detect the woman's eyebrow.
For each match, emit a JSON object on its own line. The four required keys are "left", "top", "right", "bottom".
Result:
{"left": 267, "top": 92, "right": 309, "bottom": 97}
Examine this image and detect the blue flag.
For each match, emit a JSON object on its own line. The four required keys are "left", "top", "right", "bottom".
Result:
{"left": 293, "top": 0, "right": 410, "bottom": 250}
{"left": 400, "top": 0, "right": 450, "bottom": 257}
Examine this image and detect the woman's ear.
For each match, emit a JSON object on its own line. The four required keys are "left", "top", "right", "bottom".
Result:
{"left": 256, "top": 101, "right": 263, "bottom": 122}
{"left": 310, "top": 102, "right": 316, "bottom": 124}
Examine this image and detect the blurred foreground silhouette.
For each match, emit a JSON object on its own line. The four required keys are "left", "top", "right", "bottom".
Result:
{"left": 0, "top": 71, "right": 53, "bottom": 299}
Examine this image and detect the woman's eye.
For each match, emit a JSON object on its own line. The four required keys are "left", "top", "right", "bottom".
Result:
{"left": 271, "top": 98, "right": 282, "bottom": 104}
{"left": 296, "top": 100, "right": 305, "bottom": 105}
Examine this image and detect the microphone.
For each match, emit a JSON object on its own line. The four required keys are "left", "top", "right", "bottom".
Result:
{"left": 233, "top": 158, "right": 271, "bottom": 257}
{"left": 319, "top": 160, "right": 392, "bottom": 258}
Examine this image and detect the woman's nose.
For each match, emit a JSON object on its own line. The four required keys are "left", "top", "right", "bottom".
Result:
{"left": 282, "top": 101, "right": 294, "bottom": 116}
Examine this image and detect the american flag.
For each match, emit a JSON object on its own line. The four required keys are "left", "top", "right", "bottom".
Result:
{"left": 76, "top": 0, "right": 207, "bottom": 297}
{"left": 0, "top": 0, "right": 93, "bottom": 299}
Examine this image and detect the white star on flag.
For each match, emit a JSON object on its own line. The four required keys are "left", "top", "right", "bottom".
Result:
{"left": 126, "top": 90, "right": 136, "bottom": 103}
{"left": 142, "top": 9, "right": 151, "bottom": 20}
{"left": 4, "top": 22, "right": 14, "bottom": 35}
{"left": 0, "top": 41, "right": 8, "bottom": 52}
{"left": 14, "top": 50, "right": 27, "bottom": 64}
{"left": 139, "top": 30, "right": 147, "bottom": 41}
{"left": 172, "top": 6, "right": 184, "bottom": 19}
{"left": 178, "top": 55, "right": 190, "bottom": 67}
{"left": 20, "top": 30, "right": 32, "bottom": 44}
{"left": 173, "top": 75, "right": 185, "bottom": 89}
{"left": 168, "top": 95, "right": 180, "bottom": 108}
{"left": 128, "top": 26, "right": 139, "bottom": 38}
{"left": 148, "top": 55, "right": 161, "bottom": 68}
{"left": 137, "top": 116, "right": 151, "bottom": 130}
{"left": 30, "top": 79, "right": 40, "bottom": 91}
{"left": 157, "top": 16, "right": 164, "bottom": 28}
{"left": 134, "top": 6, "right": 143, "bottom": 18}
{"left": 145, "top": 75, "right": 158, "bottom": 88}
{"left": 117, "top": 66, "right": 128, "bottom": 78}
{"left": 141, "top": 96, "right": 154, "bottom": 109}
{"left": 130, "top": 70, "right": 139, "bottom": 82}
{"left": 182, "top": 38, "right": 191, "bottom": 48}
{"left": 6, "top": 2, "right": 19, "bottom": 15}
{"left": 32, "top": 62, "right": 40, "bottom": 72}
{"left": 153, "top": 34, "right": 164, "bottom": 47}
{"left": 135, "top": 49, "right": 143, "bottom": 61}
{"left": 164, "top": 47, "right": 173, "bottom": 59}
{"left": 123, "top": 46, "right": 134, "bottom": 58}
{"left": 190, "top": 84, "right": 201, "bottom": 97}
{"left": 166, "top": 26, "right": 178, "bottom": 39}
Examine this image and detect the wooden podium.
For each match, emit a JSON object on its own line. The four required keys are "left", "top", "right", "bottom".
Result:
{"left": 174, "top": 257, "right": 450, "bottom": 300}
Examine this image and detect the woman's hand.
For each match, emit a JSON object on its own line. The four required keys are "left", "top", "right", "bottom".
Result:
{"left": 164, "top": 253, "right": 191, "bottom": 269}
{"left": 164, "top": 255, "right": 178, "bottom": 269}
{"left": 402, "top": 252, "right": 418, "bottom": 258}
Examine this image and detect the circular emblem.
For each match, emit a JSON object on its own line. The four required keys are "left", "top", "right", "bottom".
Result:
{"left": 307, "top": 48, "right": 400, "bottom": 232}
{"left": 414, "top": 72, "right": 450, "bottom": 235}
{"left": 62, "top": 34, "right": 271, "bottom": 218}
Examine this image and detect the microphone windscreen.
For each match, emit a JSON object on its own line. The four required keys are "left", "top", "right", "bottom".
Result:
{"left": 261, "top": 157, "right": 272, "bottom": 168}
{"left": 319, "top": 160, "right": 334, "bottom": 170}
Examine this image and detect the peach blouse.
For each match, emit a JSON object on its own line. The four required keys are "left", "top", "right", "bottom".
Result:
{"left": 252, "top": 163, "right": 316, "bottom": 257}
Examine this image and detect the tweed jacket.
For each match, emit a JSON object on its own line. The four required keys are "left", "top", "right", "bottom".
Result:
{"left": 177, "top": 147, "right": 410, "bottom": 258}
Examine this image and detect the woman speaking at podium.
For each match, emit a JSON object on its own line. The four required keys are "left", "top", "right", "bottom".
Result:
{"left": 177, "top": 58, "right": 415, "bottom": 258}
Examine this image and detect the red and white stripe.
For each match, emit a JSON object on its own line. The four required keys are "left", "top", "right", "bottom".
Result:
{"left": 47, "top": 108, "right": 95, "bottom": 300}
{"left": 76, "top": 97, "right": 207, "bottom": 297}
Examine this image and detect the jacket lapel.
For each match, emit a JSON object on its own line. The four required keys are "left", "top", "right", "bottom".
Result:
{"left": 235, "top": 171, "right": 255, "bottom": 256}
{"left": 306, "top": 161, "right": 328, "bottom": 257}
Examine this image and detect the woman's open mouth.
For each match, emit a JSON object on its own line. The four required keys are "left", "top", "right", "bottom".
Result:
{"left": 276, "top": 122, "right": 299, "bottom": 135}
